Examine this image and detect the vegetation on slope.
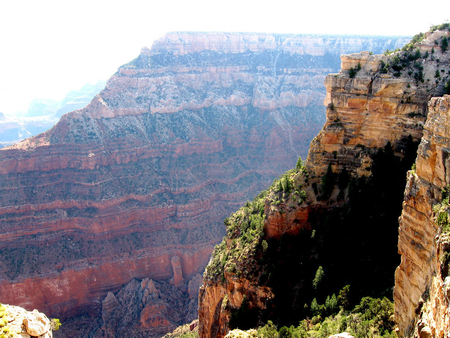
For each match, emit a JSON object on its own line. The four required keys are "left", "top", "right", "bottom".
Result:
{"left": 226, "top": 296, "right": 395, "bottom": 338}
{"left": 201, "top": 25, "right": 450, "bottom": 336}
{"left": 204, "top": 157, "right": 308, "bottom": 284}
{"left": 204, "top": 136, "right": 418, "bottom": 332}
{"left": 175, "top": 296, "right": 395, "bottom": 338}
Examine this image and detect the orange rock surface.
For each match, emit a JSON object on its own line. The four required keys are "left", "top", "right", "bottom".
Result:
{"left": 394, "top": 95, "right": 450, "bottom": 337}
{"left": 198, "top": 29, "right": 450, "bottom": 338}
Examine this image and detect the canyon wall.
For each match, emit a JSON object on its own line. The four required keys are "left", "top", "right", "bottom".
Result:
{"left": 0, "top": 32, "right": 408, "bottom": 337}
{"left": 394, "top": 96, "right": 450, "bottom": 337}
{"left": 199, "top": 30, "right": 450, "bottom": 338}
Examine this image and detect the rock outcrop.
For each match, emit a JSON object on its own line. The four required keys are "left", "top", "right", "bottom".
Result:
{"left": 390, "top": 29, "right": 450, "bottom": 338}
{"left": 199, "top": 29, "right": 450, "bottom": 338}
{"left": 0, "top": 32, "right": 409, "bottom": 336}
{"left": 394, "top": 95, "right": 450, "bottom": 337}
{"left": 1, "top": 304, "right": 54, "bottom": 338}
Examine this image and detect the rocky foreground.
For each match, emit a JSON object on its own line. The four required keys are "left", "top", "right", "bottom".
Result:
{"left": 0, "top": 304, "right": 54, "bottom": 338}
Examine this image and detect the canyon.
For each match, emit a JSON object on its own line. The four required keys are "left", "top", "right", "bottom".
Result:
{"left": 199, "top": 28, "right": 450, "bottom": 338}
{"left": 0, "top": 32, "right": 409, "bottom": 337}
{"left": 0, "top": 81, "right": 105, "bottom": 149}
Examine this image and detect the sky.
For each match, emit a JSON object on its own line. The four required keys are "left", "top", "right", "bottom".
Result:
{"left": 0, "top": 0, "right": 449, "bottom": 116}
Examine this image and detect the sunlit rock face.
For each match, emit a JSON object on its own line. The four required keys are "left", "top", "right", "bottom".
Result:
{"left": 0, "top": 32, "right": 408, "bottom": 336}
{"left": 199, "top": 29, "right": 450, "bottom": 338}
{"left": 394, "top": 95, "right": 450, "bottom": 338}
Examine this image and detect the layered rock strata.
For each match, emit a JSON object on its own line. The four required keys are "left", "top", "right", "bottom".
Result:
{"left": 199, "top": 30, "right": 450, "bottom": 338}
{"left": 391, "top": 30, "right": 450, "bottom": 337}
{"left": 394, "top": 95, "right": 450, "bottom": 337}
{"left": 0, "top": 32, "right": 409, "bottom": 336}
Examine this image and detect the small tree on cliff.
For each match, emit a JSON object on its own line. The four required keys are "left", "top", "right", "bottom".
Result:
{"left": 338, "top": 285, "right": 351, "bottom": 311}
{"left": 296, "top": 156, "right": 305, "bottom": 171}
{"left": 313, "top": 266, "right": 325, "bottom": 290}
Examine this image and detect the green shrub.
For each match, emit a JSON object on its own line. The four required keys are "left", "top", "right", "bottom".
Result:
{"left": 441, "top": 36, "right": 448, "bottom": 52}
{"left": 337, "top": 285, "right": 351, "bottom": 311}
{"left": 312, "top": 266, "right": 324, "bottom": 290}
{"left": 402, "top": 32, "right": 426, "bottom": 51}
{"left": 236, "top": 295, "right": 395, "bottom": 338}
{"left": 430, "top": 23, "right": 450, "bottom": 32}
{"left": 379, "top": 61, "right": 388, "bottom": 74}
{"left": 445, "top": 81, "right": 450, "bottom": 94}
{"left": 257, "top": 321, "right": 279, "bottom": 338}
{"left": 349, "top": 67, "right": 356, "bottom": 78}
{"left": 296, "top": 156, "right": 305, "bottom": 171}
{"left": 278, "top": 326, "right": 292, "bottom": 338}
{"left": 299, "top": 190, "right": 307, "bottom": 201}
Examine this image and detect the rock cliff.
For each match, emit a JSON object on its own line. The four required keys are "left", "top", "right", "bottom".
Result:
{"left": 394, "top": 96, "right": 450, "bottom": 337}
{"left": 199, "top": 29, "right": 450, "bottom": 338}
{"left": 0, "top": 32, "right": 408, "bottom": 337}
{"left": 391, "top": 28, "right": 450, "bottom": 338}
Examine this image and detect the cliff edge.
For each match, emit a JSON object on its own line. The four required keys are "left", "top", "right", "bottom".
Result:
{"left": 198, "top": 27, "right": 450, "bottom": 338}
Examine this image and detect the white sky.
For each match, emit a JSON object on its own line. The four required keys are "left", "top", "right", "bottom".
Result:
{"left": 0, "top": 0, "right": 449, "bottom": 115}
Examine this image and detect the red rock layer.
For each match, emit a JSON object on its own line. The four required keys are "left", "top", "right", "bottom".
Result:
{"left": 0, "top": 32, "right": 323, "bottom": 327}
{"left": 0, "top": 32, "right": 412, "bottom": 335}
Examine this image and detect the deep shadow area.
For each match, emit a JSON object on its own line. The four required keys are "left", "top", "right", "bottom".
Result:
{"left": 230, "top": 137, "right": 419, "bottom": 329}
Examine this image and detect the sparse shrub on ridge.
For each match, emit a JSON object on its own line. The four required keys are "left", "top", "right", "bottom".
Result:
{"left": 430, "top": 23, "right": 450, "bottom": 32}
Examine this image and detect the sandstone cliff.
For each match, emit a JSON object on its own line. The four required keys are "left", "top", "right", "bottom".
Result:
{"left": 391, "top": 28, "right": 450, "bottom": 338}
{"left": 0, "top": 32, "right": 406, "bottom": 336}
{"left": 199, "top": 29, "right": 450, "bottom": 338}
{"left": 394, "top": 95, "right": 450, "bottom": 338}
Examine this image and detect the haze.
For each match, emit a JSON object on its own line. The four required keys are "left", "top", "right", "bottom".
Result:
{"left": 0, "top": 0, "right": 448, "bottom": 115}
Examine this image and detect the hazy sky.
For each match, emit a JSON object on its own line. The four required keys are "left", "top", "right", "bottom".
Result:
{"left": 1, "top": 0, "right": 449, "bottom": 115}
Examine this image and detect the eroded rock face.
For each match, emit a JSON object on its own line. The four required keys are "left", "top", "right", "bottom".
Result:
{"left": 394, "top": 95, "right": 450, "bottom": 337}
{"left": 0, "top": 32, "right": 409, "bottom": 336}
{"left": 307, "top": 53, "right": 427, "bottom": 179}
{"left": 199, "top": 277, "right": 274, "bottom": 338}
{"left": 199, "top": 30, "right": 450, "bottom": 338}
